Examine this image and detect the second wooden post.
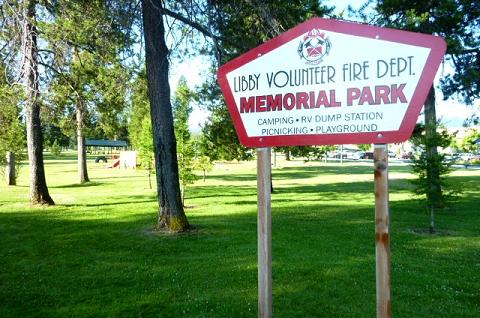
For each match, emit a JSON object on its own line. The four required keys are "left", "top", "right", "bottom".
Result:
{"left": 257, "top": 147, "right": 272, "bottom": 318}
{"left": 374, "top": 144, "right": 391, "bottom": 318}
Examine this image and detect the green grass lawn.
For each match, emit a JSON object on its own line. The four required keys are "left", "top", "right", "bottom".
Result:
{"left": 1, "top": 154, "right": 479, "bottom": 317}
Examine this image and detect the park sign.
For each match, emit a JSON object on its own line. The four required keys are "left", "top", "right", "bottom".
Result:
{"left": 217, "top": 17, "right": 446, "bottom": 147}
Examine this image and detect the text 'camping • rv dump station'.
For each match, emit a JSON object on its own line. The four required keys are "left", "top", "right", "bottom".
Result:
{"left": 217, "top": 17, "right": 446, "bottom": 318}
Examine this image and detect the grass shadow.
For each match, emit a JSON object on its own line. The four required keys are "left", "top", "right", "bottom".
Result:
{"left": 1, "top": 163, "right": 479, "bottom": 317}
{"left": 52, "top": 181, "right": 106, "bottom": 189}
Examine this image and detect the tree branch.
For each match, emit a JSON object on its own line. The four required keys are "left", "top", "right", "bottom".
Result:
{"left": 38, "top": 61, "right": 81, "bottom": 100}
{"left": 245, "top": 0, "right": 284, "bottom": 37}
{"left": 161, "top": 5, "right": 231, "bottom": 65}
{"left": 162, "top": 7, "right": 219, "bottom": 41}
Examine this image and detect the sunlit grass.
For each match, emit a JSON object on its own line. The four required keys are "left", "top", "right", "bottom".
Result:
{"left": 1, "top": 153, "right": 479, "bottom": 317}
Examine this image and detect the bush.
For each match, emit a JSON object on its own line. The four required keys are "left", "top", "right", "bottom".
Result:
{"left": 50, "top": 140, "right": 62, "bottom": 156}
{"left": 470, "top": 159, "right": 480, "bottom": 165}
{"left": 409, "top": 123, "right": 457, "bottom": 208}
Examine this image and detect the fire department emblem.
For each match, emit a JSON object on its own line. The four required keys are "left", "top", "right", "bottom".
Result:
{"left": 298, "top": 29, "right": 331, "bottom": 65}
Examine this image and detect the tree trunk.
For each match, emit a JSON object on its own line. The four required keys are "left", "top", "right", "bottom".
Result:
{"left": 424, "top": 86, "right": 441, "bottom": 231}
{"left": 22, "top": 0, "right": 54, "bottom": 205}
{"left": 142, "top": 0, "right": 189, "bottom": 232}
{"left": 77, "top": 104, "right": 89, "bottom": 183}
{"left": 6, "top": 151, "right": 16, "bottom": 186}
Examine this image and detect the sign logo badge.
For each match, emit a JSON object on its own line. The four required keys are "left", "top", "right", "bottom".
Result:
{"left": 298, "top": 29, "right": 331, "bottom": 65}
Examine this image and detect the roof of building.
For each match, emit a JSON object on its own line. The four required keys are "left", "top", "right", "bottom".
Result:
{"left": 85, "top": 139, "right": 128, "bottom": 147}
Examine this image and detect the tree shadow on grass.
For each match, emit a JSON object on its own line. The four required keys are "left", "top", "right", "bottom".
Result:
{"left": 52, "top": 181, "right": 106, "bottom": 189}
{"left": 93, "top": 175, "right": 147, "bottom": 180}
{"left": 2, "top": 195, "right": 478, "bottom": 317}
{"left": 61, "top": 199, "right": 157, "bottom": 208}
{"left": 273, "top": 165, "right": 373, "bottom": 180}
{"left": 1, "top": 171, "right": 479, "bottom": 317}
{"left": 188, "top": 185, "right": 257, "bottom": 200}
{"left": 206, "top": 164, "right": 413, "bottom": 183}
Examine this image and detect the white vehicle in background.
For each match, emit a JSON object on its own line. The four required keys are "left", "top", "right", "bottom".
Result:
{"left": 352, "top": 152, "right": 364, "bottom": 160}
{"left": 460, "top": 153, "right": 475, "bottom": 161}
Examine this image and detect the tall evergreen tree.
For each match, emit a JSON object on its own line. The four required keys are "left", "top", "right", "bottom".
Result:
{"left": 173, "top": 77, "right": 197, "bottom": 206}
{"left": 372, "top": 0, "right": 480, "bottom": 228}
{"left": 128, "top": 69, "right": 150, "bottom": 151}
{"left": 0, "top": 63, "right": 25, "bottom": 186}
{"left": 138, "top": 1, "right": 334, "bottom": 230}
{"left": 1, "top": 0, "right": 134, "bottom": 199}
{"left": 199, "top": 1, "right": 334, "bottom": 160}
{"left": 138, "top": 116, "right": 154, "bottom": 189}
{"left": 21, "top": 0, "right": 54, "bottom": 204}
{"left": 142, "top": 0, "right": 189, "bottom": 231}
{"left": 44, "top": 1, "right": 132, "bottom": 184}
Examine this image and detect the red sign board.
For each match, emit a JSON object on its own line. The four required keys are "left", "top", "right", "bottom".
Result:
{"left": 217, "top": 17, "right": 446, "bottom": 147}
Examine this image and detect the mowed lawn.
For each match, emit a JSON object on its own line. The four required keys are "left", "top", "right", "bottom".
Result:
{"left": 1, "top": 154, "right": 479, "bottom": 317}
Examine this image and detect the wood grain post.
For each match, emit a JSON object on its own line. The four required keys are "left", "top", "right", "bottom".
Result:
{"left": 257, "top": 147, "right": 272, "bottom": 318}
{"left": 374, "top": 144, "right": 391, "bottom": 318}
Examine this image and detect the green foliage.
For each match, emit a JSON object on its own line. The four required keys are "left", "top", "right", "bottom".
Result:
{"left": 93, "top": 60, "right": 131, "bottom": 139}
{"left": 41, "top": 1, "right": 133, "bottom": 142}
{"left": 48, "top": 50, "right": 130, "bottom": 141}
{"left": 128, "top": 69, "right": 150, "bottom": 151}
{"left": 173, "top": 77, "right": 197, "bottom": 202}
{"left": 137, "top": 116, "right": 154, "bottom": 169}
{"left": 209, "top": 1, "right": 334, "bottom": 60}
{"left": 460, "top": 129, "right": 480, "bottom": 153}
{"left": 200, "top": 101, "right": 254, "bottom": 161}
{"left": 0, "top": 69, "right": 25, "bottom": 184}
{"left": 194, "top": 155, "right": 213, "bottom": 182}
{"left": 50, "top": 140, "right": 62, "bottom": 157}
{"left": 199, "top": 2, "right": 334, "bottom": 162}
{"left": 1, "top": 158, "right": 480, "bottom": 317}
{"left": 195, "top": 72, "right": 253, "bottom": 162}
{"left": 409, "top": 124, "right": 457, "bottom": 208}
{"left": 177, "top": 139, "right": 197, "bottom": 188}
{"left": 275, "top": 145, "right": 335, "bottom": 161}
{"left": 0, "top": 73, "right": 25, "bottom": 168}
{"left": 374, "top": 1, "right": 480, "bottom": 105}
{"left": 358, "top": 144, "right": 371, "bottom": 152}
{"left": 43, "top": 124, "right": 71, "bottom": 149}
{"left": 289, "top": 146, "right": 334, "bottom": 161}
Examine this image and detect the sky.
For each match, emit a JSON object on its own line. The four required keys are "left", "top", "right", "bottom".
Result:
{"left": 168, "top": 1, "right": 479, "bottom": 132}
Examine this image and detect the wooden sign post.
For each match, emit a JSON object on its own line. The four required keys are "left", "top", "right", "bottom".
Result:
{"left": 217, "top": 17, "right": 445, "bottom": 318}
{"left": 257, "top": 147, "right": 272, "bottom": 318}
{"left": 374, "top": 144, "right": 391, "bottom": 318}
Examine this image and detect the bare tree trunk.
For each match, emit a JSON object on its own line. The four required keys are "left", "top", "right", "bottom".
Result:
{"left": 6, "top": 151, "right": 16, "bottom": 186}
{"left": 22, "top": 0, "right": 54, "bottom": 205}
{"left": 142, "top": 0, "right": 189, "bottom": 232}
{"left": 76, "top": 104, "right": 89, "bottom": 183}
{"left": 424, "top": 86, "right": 441, "bottom": 232}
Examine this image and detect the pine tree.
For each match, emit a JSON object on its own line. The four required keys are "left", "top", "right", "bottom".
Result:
{"left": 142, "top": 0, "right": 189, "bottom": 231}
{"left": 372, "top": 0, "right": 480, "bottom": 232}
{"left": 0, "top": 73, "right": 25, "bottom": 185}
{"left": 173, "top": 77, "right": 197, "bottom": 206}
{"left": 194, "top": 156, "right": 213, "bottom": 182}
{"left": 138, "top": 116, "right": 154, "bottom": 189}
